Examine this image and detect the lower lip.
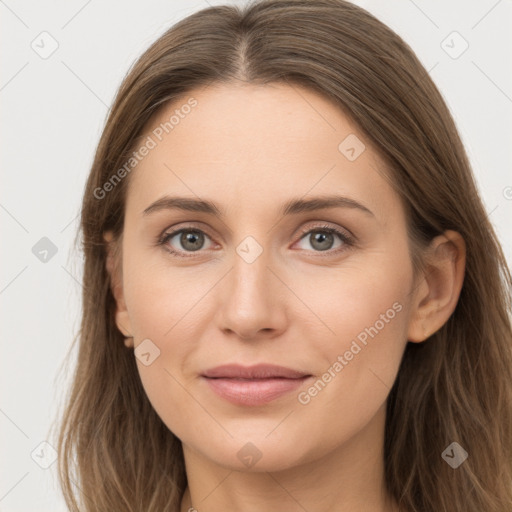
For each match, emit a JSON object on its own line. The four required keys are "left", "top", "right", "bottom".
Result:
{"left": 203, "top": 376, "right": 311, "bottom": 406}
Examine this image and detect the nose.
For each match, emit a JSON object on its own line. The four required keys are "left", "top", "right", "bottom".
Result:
{"left": 215, "top": 244, "right": 288, "bottom": 341}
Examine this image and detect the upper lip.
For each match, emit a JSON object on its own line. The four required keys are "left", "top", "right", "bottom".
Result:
{"left": 202, "top": 364, "right": 311, "bottom": 379}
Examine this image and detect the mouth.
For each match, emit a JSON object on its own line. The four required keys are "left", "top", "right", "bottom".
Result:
{"left": 201, "top": 364, "right": 313, "bottom": 406}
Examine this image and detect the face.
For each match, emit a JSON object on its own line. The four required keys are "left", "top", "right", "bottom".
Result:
{"left": 110, "top": 82, "right": 419, "bottom": 472}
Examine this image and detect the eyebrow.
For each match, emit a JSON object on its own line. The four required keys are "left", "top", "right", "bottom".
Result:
{"left": 142, "top": 194, "right": 375, "bottom": 218}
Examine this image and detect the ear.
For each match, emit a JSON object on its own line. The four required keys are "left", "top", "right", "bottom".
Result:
{"left": 407, "top": 230, "right": 466, "bottom": 343}
{"left": 103, "top": 230, "right": 134, "bottom": 348}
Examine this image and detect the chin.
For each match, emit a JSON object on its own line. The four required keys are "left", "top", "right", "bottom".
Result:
{"left": 182, "top": 427, "right": 318, "bottom": 473}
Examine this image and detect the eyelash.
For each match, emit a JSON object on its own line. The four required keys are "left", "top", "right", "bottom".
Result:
{"left": 157, "top": 223, "right": 355, "bottom": 259}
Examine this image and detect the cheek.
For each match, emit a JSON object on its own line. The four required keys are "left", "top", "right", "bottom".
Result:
{"left": 121, "top": 259, "right": 216, "bottom": 440}
{"left": 123, "top": 250, "right": 207, "bottom": 340}
{"left": 136, "top": 361, "right": 213, "bottom": 448}
{"left": 289, "top": 255, "right": 411, "bottom": 451}
{"left": 303, "top": 246, "right": 412, "bottom": 353}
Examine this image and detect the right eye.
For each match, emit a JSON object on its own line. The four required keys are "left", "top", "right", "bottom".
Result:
{"left": 159, "top": 228, "right": 216, "bottom": 257}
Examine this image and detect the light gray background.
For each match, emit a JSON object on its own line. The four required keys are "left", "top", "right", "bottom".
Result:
{"left": 1, "top": 0, "right": 511, "bottom": 510}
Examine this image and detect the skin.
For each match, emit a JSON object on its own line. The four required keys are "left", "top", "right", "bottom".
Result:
{"left": 104, "top": 82, "right": 466, "bottom": 512}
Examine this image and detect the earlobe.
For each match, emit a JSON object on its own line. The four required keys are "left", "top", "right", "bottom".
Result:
{"left": 115, "top": 310, "right": 134, "bottom": 347}
{"left": 407, "top": 230, "right": 466, "bottom": 343}
{"left": 103, "top": 230, "right": 134, "bottom": 346}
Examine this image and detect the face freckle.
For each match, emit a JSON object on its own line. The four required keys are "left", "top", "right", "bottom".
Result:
{"left": 114, "top": 82, "right": 416, "bottom": 475}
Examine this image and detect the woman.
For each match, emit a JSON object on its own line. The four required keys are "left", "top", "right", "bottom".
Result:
{"left": 55, "top": 1, "right": 512, "bottom": 510}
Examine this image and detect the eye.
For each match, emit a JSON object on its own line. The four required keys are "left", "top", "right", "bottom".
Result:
{"left": 159, "top": 228, "right": 215, "bottom": 257}
{"left": 158, "top": 223, "right": 354, "bottom": 258}
{"left": 294, "top": 224, "right": 354, "bottom": 254}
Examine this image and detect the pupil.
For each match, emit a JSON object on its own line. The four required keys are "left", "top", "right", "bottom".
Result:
{"left": 311, "top": 232, "right": 333, "bottom": 251}
{"left": 181, "top": 231, "right": 203, "bottom": 251}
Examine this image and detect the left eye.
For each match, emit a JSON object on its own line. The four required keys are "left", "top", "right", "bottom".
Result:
{"left": 295, "top": 227, "right": 350, "bottom": 252}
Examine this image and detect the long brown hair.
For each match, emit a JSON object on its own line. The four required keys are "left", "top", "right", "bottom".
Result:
{"left": 53, "top": 1, "right": 512, "bottom": 510}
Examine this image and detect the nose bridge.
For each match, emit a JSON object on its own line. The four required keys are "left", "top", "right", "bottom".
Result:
{"left": 216, "top": 230, "right": 285, "bottom": 338}
{"left": 230, "top": 233, "right": 273, "bottom": 307}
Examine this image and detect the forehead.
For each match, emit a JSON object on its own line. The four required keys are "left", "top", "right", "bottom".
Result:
{"left": 142, "top": 81, "right": 368, "bottom": 158}
{"left": 125, "top": 82, "right": 398, "bottom": 222}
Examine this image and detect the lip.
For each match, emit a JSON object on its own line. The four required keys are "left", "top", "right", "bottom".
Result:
{"left": 202, "top": 364, "right": 310, "bottom": 379}
{"left": 201, "top": 364, "right": 312, "bottom": 406}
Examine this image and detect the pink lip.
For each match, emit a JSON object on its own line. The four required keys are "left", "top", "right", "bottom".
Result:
{"left": 201, "top": 364, "right": 312, "bottom": 406}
